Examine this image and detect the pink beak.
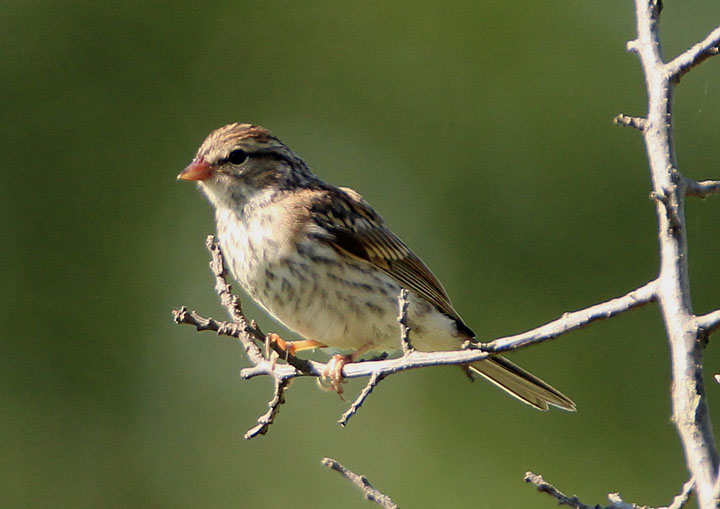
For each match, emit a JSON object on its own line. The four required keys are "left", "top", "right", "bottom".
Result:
{"left": 177, "top": 159, "right": 213, "bottom": 181}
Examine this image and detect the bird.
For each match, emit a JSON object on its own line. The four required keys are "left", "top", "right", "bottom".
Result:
{"left": 178, "top": 122, "right": 575, "bottom": 411}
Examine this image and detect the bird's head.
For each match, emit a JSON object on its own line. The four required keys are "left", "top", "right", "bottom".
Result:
{"left": 178, "top": 123, "right": 316, "bottom": 209}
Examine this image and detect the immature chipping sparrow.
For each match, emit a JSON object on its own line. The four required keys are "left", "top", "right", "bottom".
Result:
{"left": 178, "top": 123, "right": 575, "bottom": 411}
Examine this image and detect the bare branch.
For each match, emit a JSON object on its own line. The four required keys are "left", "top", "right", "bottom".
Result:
{"left": 629, "top": 1, "right": 719, "bottom": 506}
{"left": 666, "top": 25, "right": 720, "bottom": 80}
{"left": 696, "top": 310, "right": 720, "bottom": 335}
{"left": 614, "top": 113, "right": 647, "bottom": 131}
{"left": 335, "top": 291, "right": 411, "bottom": 426}
{"left": 207, "top": 236, "right": 316, "bottom": 375}
{"left": 338, "top": 371, "right": 387, "bottom": 427}
{"left": 667, "top": 479, "right": 695, "bottom": 509}
{"left": 322, "top": 457, "right": 398, "bottom": 509}
{"left": 244, "top": 377, "right": 290, "bottom": 439}
{"left": 480, "top": 279, "right": 657, "bottom": 353}
{"left": 525, "top": 472, "right": 694, "bottom": 509}
{"left": 397, "top": 289, "right": 414, "bottom": 355}
{"left": 174, "top": 236, "right": 321, "bottom": 438}
{"left": 172, "top": 307, "right": 265, "bottom": 364}
{"left": 177, "top": 254, "right": 657, "bottom": 427}
{"left": 525, "top": 472, "right": 594, "bottom": 508}
{"left": 206, "top": 235, "right": 245, "bottom": 324}
{"left": 171, "top": 306, "right": 315, "bottom": 377}
{"left": 684, "top": 179, "right": 720, "bottom": 198}
{"left": 234, "top": 280, "right": 657, "bottom": 381}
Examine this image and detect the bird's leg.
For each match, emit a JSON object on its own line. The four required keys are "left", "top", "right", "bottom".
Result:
{"left": 266, "top": 333, "right": 327, "bottom": 359}
{"left": 322, "top": 342, "right": 376, "bottom": 396}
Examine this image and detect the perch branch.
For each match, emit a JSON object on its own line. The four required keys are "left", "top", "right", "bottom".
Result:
{"left": 525, "top": 472, "right": 694, "bottom": 509}
{"left": 177, "top": 238, "right": 657, "bottom": 428}
{"left": 239, "top": 279, "right": 657, "bottom": 382}
{"left": 322, "top": 457, "right": 398, "bottom": 509}
{"left": 477, "top": 279, "right": 657, "bottom": 353}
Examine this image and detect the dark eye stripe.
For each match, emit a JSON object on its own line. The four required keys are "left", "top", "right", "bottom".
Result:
{"left": 220, "top": 148, "right": 294, "bottom": 167}
{"left": 262, "top": 150, "right": 296, "bottom": 166}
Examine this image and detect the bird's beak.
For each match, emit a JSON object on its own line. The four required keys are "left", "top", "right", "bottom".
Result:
{"left": 177, "top": 159, "right": 213, "bottom": 181}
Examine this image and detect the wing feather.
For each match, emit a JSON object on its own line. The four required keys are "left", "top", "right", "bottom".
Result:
{"left": 308, "top": 186, "right": 473, "bottom": 336}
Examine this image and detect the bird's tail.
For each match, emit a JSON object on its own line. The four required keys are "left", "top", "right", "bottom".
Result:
{"left": 469, "top": 356, "right": 576, "bottom": 411}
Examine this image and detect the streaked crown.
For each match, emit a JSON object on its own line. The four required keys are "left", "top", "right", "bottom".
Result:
{"left": 195, "top": 123, "right": 300, "bottom": 168}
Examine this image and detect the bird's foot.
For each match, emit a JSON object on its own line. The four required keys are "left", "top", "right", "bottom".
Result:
{"left": 321, "top": 354, "right": 351, "bottom": 398}
{"left": 266, "top": 333, "right": 326, "bottom": 360}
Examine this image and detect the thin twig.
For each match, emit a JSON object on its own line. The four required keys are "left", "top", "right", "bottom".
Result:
{"left": 244, "top": 378, "right": 291, "bottom": 439}
{"left": 333, "top": 289, "right": 412, "bottom": 426}
{"left": 666, "top": 25, "right": 720, "bottom": 80}
{"left": 203, "top": 235, "right": 265, "bottom": 365}
{"left": 171, "top": 306, "right": 315, "bottom": 376}
{"left": 696, "top": 309, "right": 720, "bottom": 335}
{"left": 614, "top": 113, "right": 647, "bottom": 131}
{"left": 479, "top": 279, "right": 657, "bottom": 353}
{"left": 684, "top": 179, "right": 720, "bottom": 198}
{"left": 322, "top": 457, "right": 398, "bottom": 509}
{"left": 207, "top": 235, "right": 315, "bottom": 374}
{"left": 397, "top": 289, "right": 414, "bottom": 355}
{"left": 175, "top": 236, "right": 315, "bottom": 438}
{"left": 524, "top": 472, "right": 597, "bottom": 509}
{"left": 207, "top": 236, "right": 245, "bottom": 323}
{"left": 666, "top": 478, "right": 695, "bottom": 509}
{"left": 172, "top": 307, "right": 263, "bottom": 361}
{"left": 338, "top": 372, "right": 388, "bottom": 427}
{"left": 525, "top": 472, "right": 694, "bottom": 509}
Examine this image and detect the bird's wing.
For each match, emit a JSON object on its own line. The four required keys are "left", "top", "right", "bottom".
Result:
{"left": 305, "top": 186, "right": 472, "bottom": 336}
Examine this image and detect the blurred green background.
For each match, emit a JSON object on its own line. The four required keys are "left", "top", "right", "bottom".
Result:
{"left": 2, "top": 1, "right": 720, "bottom": 507}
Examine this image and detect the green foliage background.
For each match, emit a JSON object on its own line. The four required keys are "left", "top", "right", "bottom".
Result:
{"left": 2, "top": 2, "right": 720, "bottom": 507}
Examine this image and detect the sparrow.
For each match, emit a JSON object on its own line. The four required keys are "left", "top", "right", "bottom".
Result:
{"left": 178, "top": 123, "right": 575, "bottom": 411}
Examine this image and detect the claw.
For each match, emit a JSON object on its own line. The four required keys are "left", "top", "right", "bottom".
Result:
{"left": 322, "top": 354, "right": 351, "bottom": 398}
{"left": 266, "top": 332, "right": 294, "bottom": 359}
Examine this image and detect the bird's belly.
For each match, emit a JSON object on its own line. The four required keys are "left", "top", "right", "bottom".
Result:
{"left": 221, "top": 225, "right": 462, "bottom": 352}
{"left": 253, "top": 244, "right": 402, "bottom": 349}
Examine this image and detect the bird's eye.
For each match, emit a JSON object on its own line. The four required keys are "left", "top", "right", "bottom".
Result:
{"left": 227, "top": 149, "right": 248, "bottom": 165}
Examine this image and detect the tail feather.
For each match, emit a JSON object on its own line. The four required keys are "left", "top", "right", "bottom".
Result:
{"left": 469, "top": 356, "right": 576, "bottom": 411}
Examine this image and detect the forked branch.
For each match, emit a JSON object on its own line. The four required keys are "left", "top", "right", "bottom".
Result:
{"left": 620, "top": 2, "right": 720, "bottom": 506}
